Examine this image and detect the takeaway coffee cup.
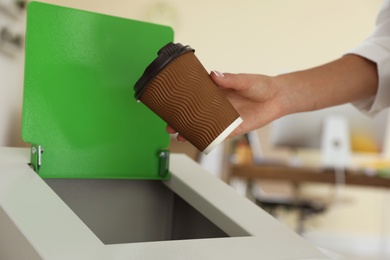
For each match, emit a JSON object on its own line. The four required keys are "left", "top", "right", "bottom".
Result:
{"left": 134, "top": 42, "right": 243, "bottom": 154}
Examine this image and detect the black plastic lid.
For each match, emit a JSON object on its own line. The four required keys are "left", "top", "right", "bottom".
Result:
{"left": 133, "top": 42, "right": 195, "bottom": 100}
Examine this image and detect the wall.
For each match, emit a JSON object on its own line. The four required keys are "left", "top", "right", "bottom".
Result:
{"left": 0, "top": 2, "right": 26, "bottom": 147}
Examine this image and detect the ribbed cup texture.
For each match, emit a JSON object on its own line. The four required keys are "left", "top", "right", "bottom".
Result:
{"left": 139, "top": 52, "right": 240, "bottom": 152}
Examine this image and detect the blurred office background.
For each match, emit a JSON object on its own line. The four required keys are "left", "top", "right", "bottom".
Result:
{"left": 0, "top": 0, "right": 388, "bottom": 259}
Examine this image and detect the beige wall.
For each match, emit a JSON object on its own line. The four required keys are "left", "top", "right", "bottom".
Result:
{"left": 38, "top": 0, "right": 381, "bottom": 74}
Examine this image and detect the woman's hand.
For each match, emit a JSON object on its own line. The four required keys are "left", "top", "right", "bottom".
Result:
{"left": 167, "top": 55, "right": 379, "bottom": 141}
{"left": 209, "top": 71, "right": 286, "bottom": 137}
{"left": 167, "top": 70, "right": 286, "bottom": 140}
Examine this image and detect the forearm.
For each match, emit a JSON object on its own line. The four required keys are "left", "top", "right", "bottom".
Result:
{"left": 274, "top": 54, "right": 378, "bottom": 116}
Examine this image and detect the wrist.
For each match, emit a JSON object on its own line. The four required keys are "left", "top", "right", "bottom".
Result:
{"left": 271, "top": 74, "right": 299, "bottom": 118}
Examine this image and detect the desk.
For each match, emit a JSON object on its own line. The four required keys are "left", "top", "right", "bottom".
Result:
{"left": 230, "top": 164, "right": 390, "bottom": 189}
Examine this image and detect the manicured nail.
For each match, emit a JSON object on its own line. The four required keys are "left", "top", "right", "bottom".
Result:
{"left": 212, "top": 70, "right": 225, "bottom": 78}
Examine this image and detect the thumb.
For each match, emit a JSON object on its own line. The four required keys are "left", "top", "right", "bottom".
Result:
{"left": 210, "top": 70, "right": 254, "bottom": 91}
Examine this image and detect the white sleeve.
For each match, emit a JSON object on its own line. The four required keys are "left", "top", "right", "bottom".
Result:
{"left": 349, "top": 0, "right": 390, "bottom": 116}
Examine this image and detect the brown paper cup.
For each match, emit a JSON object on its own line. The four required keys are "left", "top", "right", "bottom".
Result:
{"left": 134, "top": 42, "right": 242, "bottom": 154}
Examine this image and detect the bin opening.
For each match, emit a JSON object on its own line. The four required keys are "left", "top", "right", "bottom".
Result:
{"left": 45, "top": 179, "right": 232, "bottom": 244}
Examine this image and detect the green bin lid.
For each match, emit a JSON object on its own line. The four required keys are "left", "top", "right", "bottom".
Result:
{"left": 22, "top": 2, "right": 174, "bottom": 179}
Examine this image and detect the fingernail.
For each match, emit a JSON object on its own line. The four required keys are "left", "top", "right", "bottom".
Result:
{"left": 212, "top": 70, "right": 225, "bottom": 78}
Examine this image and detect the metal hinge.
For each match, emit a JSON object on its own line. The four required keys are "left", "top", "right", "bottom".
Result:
{"left": 29, "top": 144, "right": 43, "bottom": 173}
{"left": 158, "top": 149, "right": 170, "bottom": 178}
